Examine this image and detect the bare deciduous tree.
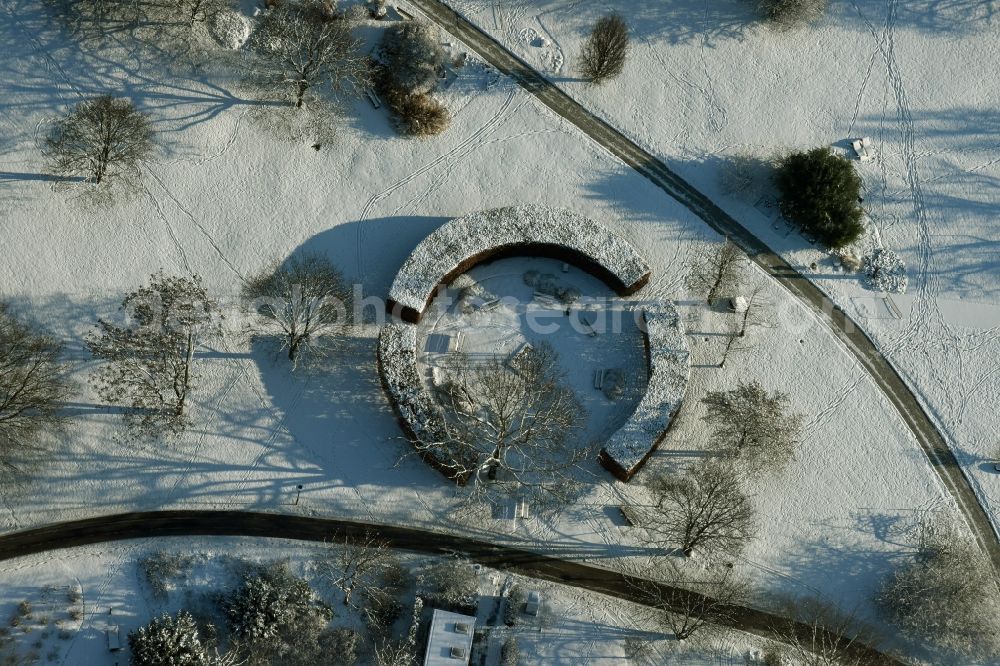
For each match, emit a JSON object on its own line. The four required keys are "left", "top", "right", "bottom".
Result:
{"left": 638, "top": 460, "right": 755, "bottom": 557}
{"left": 718, "top": 283, "right": 772, "bottom": 368}
{"left": 422, "top": 343, "right": 589, "bottom": 509}
{"left": 242, "top": 252, "right": 350, "bottom": 366}
{"left": 248, "top": 0, "right": 371, "bottom": 109}
{"left": 422, "top": 555, "right": 478, "bottom": 609}
{"left": 0, "top": 303, "right": 72, "bottom": 471}
{"left": 86, "top": 273, "right": 218, "bottom": 434}
{"left": 686, "top": 239, "right": 747, "bottom": 304}
{"left": 701, "top": 380, "right": 802, "bottom": 472}
{"left": 580, "top": 14, "right": 630, "bottom": 84}
{"left": 876, "top": 517, "right": 1000, "bottom": 660}
{"left": 45, "top": 95, "right": 154, "bottom": 187}
{"left": 630, "top": 561, "right": 749, "bottom": 641}
{"left": 316, "top": 529, "right": 399, "bottom": 608}
{"left": 771, "top": 595, "right": 881, "bottom": 666}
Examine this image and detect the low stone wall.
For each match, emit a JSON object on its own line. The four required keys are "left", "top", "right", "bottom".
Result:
{"left": 599, "top": 304, "right": 690, "bottom": 481}
{"left": 377, "top": 206, "right": 687, "bottom": 484}
{"left": 386, "top": 205, "right": 651, "bottom": 323}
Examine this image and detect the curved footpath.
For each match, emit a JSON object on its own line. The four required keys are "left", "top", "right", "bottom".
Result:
{"left": 0, "top": 510, "right": 900, "bottom": 664}
{"left": 406, "top": 0, "right": 1000, "bottom": 577}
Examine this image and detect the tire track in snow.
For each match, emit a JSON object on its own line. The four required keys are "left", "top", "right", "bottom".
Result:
{"left": 144, "top": 168, "right": 245, "bottom": 281}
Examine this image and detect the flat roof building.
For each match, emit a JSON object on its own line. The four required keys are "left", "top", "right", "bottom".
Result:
{"left": 423, "top": 609, "right": 475, "bottom": 666}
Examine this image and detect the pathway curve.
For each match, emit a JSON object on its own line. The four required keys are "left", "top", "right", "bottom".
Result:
{"left": 406, "top": 0, "right": 1000, "bottom": 578}
{"left": 0, "top": 510, "right": 901, "bottom": 665}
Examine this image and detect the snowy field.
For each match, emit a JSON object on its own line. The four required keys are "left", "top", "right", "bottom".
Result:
{"left": 441, "top": 0, "right": 1000, "bottom": 536}
{"left": 0, "top": 0, "right": 990, "bottom": 660}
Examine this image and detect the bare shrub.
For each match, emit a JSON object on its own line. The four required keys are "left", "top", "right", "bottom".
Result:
{"left": 45, "top": 95, "right": 153, "bottom": 188}
{"left": 139, "top": 551, "right": 196, "bottom": 599}
{"left": 719, "top": 151, "right": 771, "bottom": 197}
{"left": 422, "top": 556, "right": 478, "bottom": 611}
{"left": 580, "top": 14, "right": 629, "bottom": 83}
{"left": 757, "top": 0, "right": 828, "bottom": 30}
{"left": 388, "top": 92, "right": 450, "bottom": 137}
{"left": 379, "top": 22, "right": 445, "bottom": 96}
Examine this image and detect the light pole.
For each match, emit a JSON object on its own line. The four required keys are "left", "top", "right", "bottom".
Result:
{"left": 294, "top": 484, "right": 303, "bottom": 506}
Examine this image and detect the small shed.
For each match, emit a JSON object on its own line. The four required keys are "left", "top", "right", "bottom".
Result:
{"left": 423, "top": 609, "right": 475, "bottom": 666}
{"left": 524, "top": 591, "right": 541, "bottom": 616}
{"left": 106, "top": 626, "right": 122, "bottom": 652}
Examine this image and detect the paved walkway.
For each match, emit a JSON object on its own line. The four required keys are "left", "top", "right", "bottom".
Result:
{"left": 0, "top": 510, "right": 901, "bottom": 664}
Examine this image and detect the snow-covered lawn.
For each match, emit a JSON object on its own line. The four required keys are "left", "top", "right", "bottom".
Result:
{"left": 440, "top": 0, "right": 1000, "bottom": 536}
{"left": 0, "top": 0, "right": 983, "bottom": 657}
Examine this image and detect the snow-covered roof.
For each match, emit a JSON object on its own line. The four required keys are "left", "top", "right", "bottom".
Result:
{"left": 600, "top": 302, "right": 690, "bottom": 479}
{"left": 387, "top": 206, "right": 651, "bottom": 321}
{"left": 423, "top": 609, "right": 476, "bottom": 666}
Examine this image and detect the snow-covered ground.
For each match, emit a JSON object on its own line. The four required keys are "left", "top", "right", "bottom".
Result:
{"left": 415, "top": 257, "right": 649, "bottom": 445}
{"left": 0, "top": 0, "right": 989, "bottom": 659}
{"left": 440, "top": 0, "right": 1000, "bottom": 536}
{"left": 0, "top": 538, "right": 769, "bottom": 665}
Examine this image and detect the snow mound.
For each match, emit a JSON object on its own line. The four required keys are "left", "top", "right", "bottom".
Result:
{"left": 209, "top": 10, "right": 252, "bottom": 50}
{"left": 600, "top": 302, "right": 689, "bottom": 480}
{"left": 387, "top": 206, "right": 651, "bottom": 321}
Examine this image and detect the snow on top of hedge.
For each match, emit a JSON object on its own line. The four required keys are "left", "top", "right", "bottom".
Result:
{"left": 388, "top": 205, "right": 651, "bottom": 314}
{"left": 378, "top": 321, "right": 448, "bottom": 445}
{"left": 602, "top": 302, "right": 690, "bottom": 473}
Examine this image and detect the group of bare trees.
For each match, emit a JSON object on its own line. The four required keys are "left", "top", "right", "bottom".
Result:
{"left": 0, "top": 251, "right": 350, "bottom": 447}
{"left": 43, "top": 0, "right": 374, "bottom": 195}
{"left": 420, "top": 342, "right": 590, "bottom": 511}
{"left": 376, "top": 22, "right": 450, "bottom": 136}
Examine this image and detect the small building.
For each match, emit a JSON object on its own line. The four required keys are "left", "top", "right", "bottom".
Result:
{"left": 524, "top": 591, "right": 541, "bottom": 616}
{"left": 423, "top": 609, "right": 475, "bottom": 666}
